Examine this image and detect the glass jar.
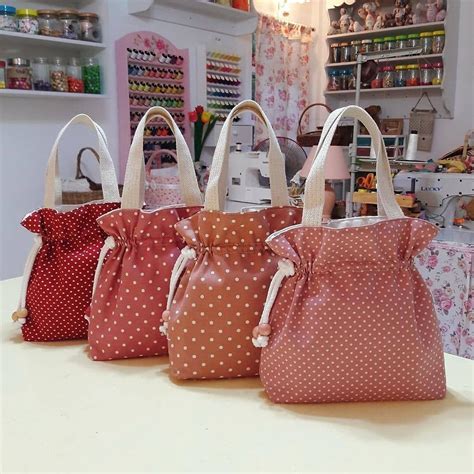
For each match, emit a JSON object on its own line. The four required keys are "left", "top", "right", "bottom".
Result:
{"left": 67, "top": 57, "right": 84, "bottom": 93}
{"left": 407, "top": 33, "right": 420, "bottom": 49}
{"left": 360, "top": 39, "right": 373, "bottom": 55}
{"left": 83, "top": 57, "right": 101, "bottom": 94}
{"left": 373, "top": 37, "right": 384, "bottom": 52}
{"left": 0, "top": 5, "right": 16, "bottom": 31}
{"left": 420, "top": 63, "right": 432, "bottom": 85}
{"left": 395, "top": 34, "right": 408, "bottom": 50}
{"left": 32, "top": 57, "right": 51, "bottom": 90}
{"left": 340, "top": 69, "right": 351, "bottom": 90}
{"left": 330, "top": 43, "right": 341, "bottom": 63}
{"left": 384, "top": 36, "right": 396, "bottom": 50}
{"left": 7, "top": 58, "right": 32, "bottom": 90}
{"left": 420, "top": 32, "right": 433, "bottom": 55}
{"left": 327, "top": 70, "right": 340, "bottom": 91}
{"left": 432, "top": 30, "right": 445, "bottom": 54}
{"left": 0, "top": 60, "right": 5, "bottom": 88}
{"left": 58, "top": 9, "right": 79, "bottom": 39}
{"left": 350, "top": 40, "right": 361, "bottom": 61}
{"left": 79, "top": 12, "right": 101, "bottom": 42}
{"left": 432, "top": 62, "right": 443, "bottom": 85}
{"left": 340, "top": 42, "right": 351, "bottom": 63}
{"left": 406, "top": 64, "right": 420, "bottom": 86}
{"left": 371, "top": 70, "right": 383, "bottom": 89}
{"left": 38, "top": 9, "right": 61, "bottom": 37}
{"left": 395, "top": 64, "right": 407, "bottom": 87}
{"left": 382, "top": 65, "right": 395, "bottom": 88}
{"left": 50, "top": 57, "right": 68, "bottom": 92}
{"left": 16, "top": 9, "right": 39, "bottom": 34}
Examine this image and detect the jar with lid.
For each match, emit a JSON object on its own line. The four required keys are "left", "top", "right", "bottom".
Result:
{"left": 0, "top": 60, "right": 5, "bottom": 88}
{"left": 17, "top": 9, "right": 39, "bottom": 34}
{"left": 340, "top": 69, "right": 351, "bottom": 90}
{"left": 382, "top": 65, "right": 395, "bottom": 88}
{"left": 67, "top": 57, "right": 84, "bottom": 93}
{"left": 350, "top": 40, "right": 361, "bottom": 61}
{"left": 420, "top": 32, "right": 433, "bottom": 54}
{"left": 395, "top": 64, "right": 407, "bottom": 87}
{"left": 373, "top": 37, "right": 384, "bottom": 52}
{"left": 79, "top": 12, "right": 101, "bottom": 42}
{"left": 361, "top": 39, "right": 373, "bottom": 54}
{"left": 7, "top": 58, "right": 32, "bottom": 90}
{"left": 32, "top": 57, "right": 51, "bottom": 90}
{"left": 432, "top": 30, "right": 445, "bottom": 54}
{"left": 395, "top": 35, "right": 408, "bottom": 50}
{"left": 50, "top": 57, "right": 68, "bottom": 91}
{"left": 432, "top": 62, "right": 443, "bottom": 85}
{"left": 58, "top": 9, "right": 79, "bottom": 39}
{"left": 371, "top": 70, "right": 383, "bottom": 89}
{"left": 407, "top": 33, "right": 420, "bottom": 48}
{"left": 406, "top": 64, "right": 420, "bottom": 86}
{"left": 330, "top": 43, "right": 341, "bottom": 63}
{"left": 340, "top": 42, "right": 351, "bottom": 62}
{"left": 0, "top": 5, "right": 16, "bottom": 31}
{"left": 384, "top": 36, "right": 396, "bottom": 50}
{"left": 83, "top": 57, "right": 101, "bottom": 94}
{"left": 327, "top": 70, "right": 340, "bottom": 91}
{"left": 38, "top": 9, "right": 61, "bottom": 37}
{"left": 420, "top": 63, "right": 432, "bottom": 85}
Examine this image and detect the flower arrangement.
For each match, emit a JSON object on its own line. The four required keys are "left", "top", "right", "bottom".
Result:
{"left": 189, "top": 105, "right": 218, "bottom": 162}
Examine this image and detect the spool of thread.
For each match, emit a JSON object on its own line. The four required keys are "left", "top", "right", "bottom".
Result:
{"left": 405, "top": 131, "right": 419, "bottom": 161}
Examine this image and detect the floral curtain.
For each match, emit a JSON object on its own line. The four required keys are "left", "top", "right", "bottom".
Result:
{"left": 255, "top": 15, "right": 313, "bottom": 142}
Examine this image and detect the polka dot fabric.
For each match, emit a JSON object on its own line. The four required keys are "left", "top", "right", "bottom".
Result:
{"left": 259, "top": 218, "right": 447, "bottom": 403}
{"left": 167, "top": 206, "right": 302, "bottom": 380}
{"left": 20, "top": 202, "right": 119, "bottom": 342}
{"left": 88, "top": 206, "right": 200, "bottom": 361}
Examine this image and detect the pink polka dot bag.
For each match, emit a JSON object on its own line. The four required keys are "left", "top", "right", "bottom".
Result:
{"left": 254, "top": 106, "right": 446, "bottom": 403}
{"left": 12, "top": 115, "right": 121, "bottom": 341}
{"left": 88, "top": 107, "right": 202, "bottom": 361}
{"left": 163, "top": 100, "right": 302, "bottom": 380}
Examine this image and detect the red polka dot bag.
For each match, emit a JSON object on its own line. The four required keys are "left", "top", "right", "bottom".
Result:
{"left": 88, "top": 107, "right": 202, "bottom": 361}
{"left": 163, "top": 100, "right": 302, "bottom": 380}
{"left": 12, "top": 115, "right": 121, "bottom": 341}
{"left": 254, "top": 106, "right": 446, "bottom": 403}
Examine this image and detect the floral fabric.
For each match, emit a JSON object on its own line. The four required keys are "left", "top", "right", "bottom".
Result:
{"left": 255, "top": 15, "right": 313, "bottom": 141}
{"left": 415, "top": 241, "right": 474, "bottom": 360}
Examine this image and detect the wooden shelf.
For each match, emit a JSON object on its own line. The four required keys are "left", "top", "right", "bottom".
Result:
{"left": 353, "top": 192, "right": 416, "bottom": 208}
{"left": 0, "top": 89, "right": 106, "bottom": 99}
{"left": 325, "top": 85, "right": 442, "bottom": 95}
{"left": 326, "top": 53, "right": 443, "bottom": 68}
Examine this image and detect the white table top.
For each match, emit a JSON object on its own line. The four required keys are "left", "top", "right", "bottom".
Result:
{"left": 2, "top": 277, "right": 473, "bottom": 473}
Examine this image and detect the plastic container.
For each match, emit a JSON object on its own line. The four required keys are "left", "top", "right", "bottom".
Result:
{"left": 7, "top": 58, "right": 32, "bottom": 90}
{"left": 67, "top": 57, "right": 84, "bottom": 93}
{"left": 395, "top": 64, "right": 407, "bottom": 87}
{"left": 420, "top": 63, "right": 432, "bottom": 85}
{"left": 382, "top": 65, "right": 395, "bottom": 88}
{"left": 406, "top": 64, "right": 420, "bottom": 87}
{"left": 384, "top": 36, "right": 396, "bottom": 50}
{"left": 407, "top": 33, "right": 420, "bottom": 49}
{"left": 373, "top": 37, "right": 384, "bottom": 52}
{"left": 327, "top": 70, "right": 340, "bottom": 91}
{"left": 58, "top": 9, "right": 79, "bottom": 39}
{"left": 370, "top": 70, "right": 383, "bottom": 89}
{"left": 83, "top": 57, "right": 101, "bottom": 94}
{"left": 38, "top": 9, "right": 61, "bottom": 37}
{"left": 50, "top": 57, "right": 68, "bottom": 92}
{"left": 361, "top": 39, "right": 373, "bottom": 54}
{"left": 79, "top": 12, "right": 101, "bottom": 42}
{"left": 16, "top": 8, "right": 38, "bottom": 34}
{"left": 420, "top": 32, "right": 433, "bottom": 55}
{"left": 432, "top": 62, "right": 443, "bottom": 85}
{"left": 32, "top": 57, "right": 51, "bottom": 90}
{"left": 0, "top": 4, "right": 16, "bottom": 31}
{"left": 432, "top": 30, "right": 445, "bottom": 54}
{"left": 330, "top": 43, "right": 341, "bottom": 63}
{"left": 340, "top": 42, "right": 351, "bottom": 63}
{"left": 395, "top": 35, "right": 408, "bottom": 50}
{"left": 350, "top": 40, "right": 361, "bottom": 61}
{"left": 0, "top": 60, "right": 6, "bottom": 88}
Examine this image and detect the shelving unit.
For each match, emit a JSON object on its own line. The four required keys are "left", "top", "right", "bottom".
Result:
{"left": 326, "top": 53, "right": 443, "bottom": 68}
{"left": 0, "top": 89, "right": 107, "bottom": 99}
{"left": 325, "top": 85, "right": 443, "bottom": 95}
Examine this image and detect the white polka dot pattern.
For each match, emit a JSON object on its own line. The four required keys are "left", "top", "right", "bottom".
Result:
{"left": 88, "top": 206, "right": 200, "bottom": 361}
{"left": 21, "top": 202, "right": 119, "bottom": 342}
{"left": 259, "top": 218, "right": 447, "bottom": 403}
{"left": 167, "top": 207, "right": 302, "bottom": 380}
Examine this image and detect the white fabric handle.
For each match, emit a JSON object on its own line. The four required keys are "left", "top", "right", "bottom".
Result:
{"left": 121, "top": 107, "right": 202, "bottom": 209}
{"left": 44, "top": 114, "right": 120, "bottom": 208}
{"left": 204, "top": 100, "right": 289, "bottom": 211}
{"left": 302, "top": 106, "right": 404, "bottom": 227}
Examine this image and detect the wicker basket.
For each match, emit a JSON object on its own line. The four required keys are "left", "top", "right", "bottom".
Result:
{"left": 296, "top": 103, "right": 353, "bottom": 147}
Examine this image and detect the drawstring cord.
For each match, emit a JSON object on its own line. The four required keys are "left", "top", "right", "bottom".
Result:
{"left": 160, "top": 246, "right": 196, "bottom": 336}
{"left": 11, "top": 235, "right": 43, "bottom": 325}
{"left": 252, "top": 258, "right": 295, "bottom": 348}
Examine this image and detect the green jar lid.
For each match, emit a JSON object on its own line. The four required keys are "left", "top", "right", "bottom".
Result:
{"left": 408, "top": 33, "right": 420, "bottom": 39}
{"left": 407, "top": 64, "right": 419, "bottom": 69}
{"left": 420, "top": 32, "right": 433, "bottom": 37}
{"left": 395, "top": 34, "right": 408, "bottom": 40}
{"left": 373, "top": 38, "right": 385, "bottom": 43}
{"left": 384, "top": 36, "right": 396, "bottom": 41}
{"left": 433, "top": 30, "right": 445, "bottom": 35}
{"left": 395, "top": 64, "right": 407, "bottom": 70}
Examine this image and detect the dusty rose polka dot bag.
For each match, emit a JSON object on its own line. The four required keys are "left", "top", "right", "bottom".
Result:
{"left": 12, "top": 115, "right": 121, "bottom": 341}
{"left": 163, "top": 100, "right": 302, "bottom": 380}
{"left": 87, "top": 107, "right": 202, "bottom": 361}
{"left": 254, "top": 106, "right": 446, "bottom": 403}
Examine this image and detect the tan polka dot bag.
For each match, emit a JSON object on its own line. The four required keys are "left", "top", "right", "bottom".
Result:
{"left": 255, "top": 106, "right": 446, "bottom": 403}
{"left": 87, "top": 107, "right": 202, "bottom": 360}
{"left": 163, "top": 100, "right": 302, "bottom": 380}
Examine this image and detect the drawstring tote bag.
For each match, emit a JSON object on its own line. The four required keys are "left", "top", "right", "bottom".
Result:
{"left": 254, "top": 105, "right": 446, "bottom": 403}
{"left": 87, "top": 107, "right": 202, "bottom": 361}
{"left": 12, "top": 115, "right": 121, "bottom": 342}
{"left": 163, "top": 100, "right": 302, "bottom": 380}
